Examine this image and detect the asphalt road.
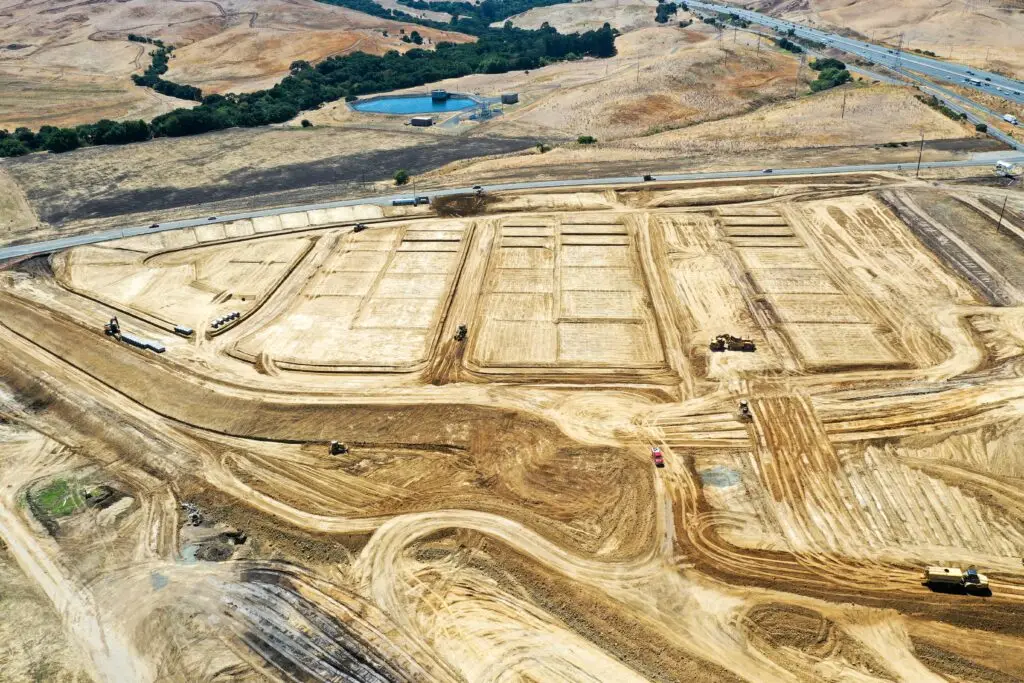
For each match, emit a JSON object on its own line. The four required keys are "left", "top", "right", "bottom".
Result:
{"left": 687, "top": 1, "right": 1024, "bottom": 107}
{"left": 3, "top": 157, "right": 1022, "bottom": 261}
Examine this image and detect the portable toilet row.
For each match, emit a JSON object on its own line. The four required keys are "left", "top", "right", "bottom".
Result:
{"left": 211, "top": 311, "right": 240, "bottom": 329}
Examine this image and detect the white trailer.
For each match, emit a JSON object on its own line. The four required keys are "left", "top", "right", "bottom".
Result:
{"left": 1004, "top": 113, "right": 1019, "bottom": 126}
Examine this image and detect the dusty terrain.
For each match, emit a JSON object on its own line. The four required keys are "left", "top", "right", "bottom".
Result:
{"left": 0, "top": 0, "right": 466, "bottom": 129}
{"left": 2, "top": 173, "right": 1024, "bottom": 681}
{"left": 749, "top": 0, "right": 1024, "bottom": 76}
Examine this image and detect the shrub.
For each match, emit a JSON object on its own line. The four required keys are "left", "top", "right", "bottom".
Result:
{"left": 301, "top": 119, "right": 313, "bottom": 127}
{"left": 42, "top": 128, "right": 81, "bottom": 153}
{"left": 975, "top": 122, "right": 988, "bottom": 132}
{"left": 577, "top": 135, "right": 596, "bottom": 144}
{"left": 655, "top": 2, "right": 678, "bottom": 23}
{"left": 810, "top": 67, "right": 851, "bottom": 92}
{"left": 394, "top": 169, "right": 410, "bottom": 185}
{"left": 809, "top": 57, "right": 845, "bottom": 72}
{"left": 0, "top": 137, "right": 29, "bottom": 157}
{"left": 776, "top": 37, "right": 802, "bottom": 53}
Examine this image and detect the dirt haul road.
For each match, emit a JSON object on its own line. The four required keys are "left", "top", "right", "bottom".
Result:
{"left": 2, "top": 172, "right": 1024, "bottom": 681}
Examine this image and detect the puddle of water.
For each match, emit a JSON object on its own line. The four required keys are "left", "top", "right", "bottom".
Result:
{"left": 150, "top": 572, "right": 169, "bottom": 590}
{"left": 699, "top": 465, "right": 742, "bottom": 488}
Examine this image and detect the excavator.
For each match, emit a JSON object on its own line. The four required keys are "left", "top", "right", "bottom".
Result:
{"left": 710, "top": 334, "right": 756, "bottom": 352}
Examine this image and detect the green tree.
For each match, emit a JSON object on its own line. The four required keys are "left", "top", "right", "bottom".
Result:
{"left": 809, "top": 57, "right": 845, "bottom": 72}
{"left": 301, "top": 119, "right": 313, "bottom": 127}
{"left": 43, "top": 128, "right": 81, "bottom": 153}
{"left": 0, "top": 137, "right": 29, "bottom": 157}
{"left": 394, "top": 169, "right": 410, "bottom": 185}
{"left": 410, "top": 30, "right": 423, "bottom": 45}
{"left": 577, "top": 135, "right": 596, "bottom": 144}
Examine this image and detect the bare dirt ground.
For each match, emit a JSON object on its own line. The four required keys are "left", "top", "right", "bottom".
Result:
{"left": 749, "top": 0, "right": 1024, "bottom": 77}
{"left": 2, "top": 173, "right": 1024, "bottom": 681}
{"left": 0, "top": 0, "right": 466, "bottom": 129}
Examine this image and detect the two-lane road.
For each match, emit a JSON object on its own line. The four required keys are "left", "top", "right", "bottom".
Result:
{"left": 3, "top": 157, "right": 1022, "bottom": 261}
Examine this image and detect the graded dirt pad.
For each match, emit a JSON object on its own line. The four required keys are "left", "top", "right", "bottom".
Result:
{"left": 4, "top": 175, "right": 1024, "bottom": 681}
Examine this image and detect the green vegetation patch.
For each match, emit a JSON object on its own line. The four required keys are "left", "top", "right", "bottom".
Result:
{"left": 0, "top": 0, "right": 617, "bottom": 157}
{"left": 30, "top": 479, "right": 86, "bottom": 519}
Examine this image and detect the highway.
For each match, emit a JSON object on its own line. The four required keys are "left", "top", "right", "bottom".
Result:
{"left": 2, "top": 157, "right": 1021, "bottom": 261}
{"left": 687, "top": 1, "right": 1024, "bottom": 107}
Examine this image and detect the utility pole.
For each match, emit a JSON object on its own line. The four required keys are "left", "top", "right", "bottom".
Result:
{"left": 795, "top": 53, "right": 806, "bottom": 93}
{"left": 894, "top": 32, "right": 904, "bottom": 72}
{"left": 996, "top": 196, "right": 1008, "bottom": 234}
{"left": 915, "top": 132, "right": 925, "bottom": 178}
{"left": 756, "top": 32, "right": 761, "bottom": 53}
{"left": 841, "top": 92, "right": 847, "bottom": 119}
{"left": 636, "top": 51, "right": 640, "bottom": 84}
{"left": 733, "top": 25, "right": 737, "bottom": 43}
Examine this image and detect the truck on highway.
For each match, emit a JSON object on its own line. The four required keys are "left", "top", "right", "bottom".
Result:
{"left": 923, "top": 565, "right": 990, "bottom": 593}
{"left": 1004, "top": 114, "right": 1020, "bottom": 126}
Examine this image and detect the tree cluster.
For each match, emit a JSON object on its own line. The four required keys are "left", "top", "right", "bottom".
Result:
{"left": 915, "top": 94, "right": 968, "bottom": 122}
{"left": 809, "top": 67, "right": 851, "bottom": 91}
{"left": 655, "top": 2, "right": 679, "bottom": 24}
{"left": 0, "top": 118, "right": 155, "bottom": 157}
{"left": 1, "top": 0, "right": 617, "bottom": 156}
{"left": 718, "top": 12, "right": 749, "bottom": 27}
{"left": 808, "top": 57, "right": 851, "bottom": 92}
{"left": 775, "top": 37, "right": 802, "bottom": 53}
{"left": 138, "top": 23, "right": 616, "bottom": 139}
{"left": 130, "top": 42, "right": 203, "bottom": 101}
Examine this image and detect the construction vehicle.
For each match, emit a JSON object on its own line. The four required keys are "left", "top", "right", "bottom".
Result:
{"left": 738, "top": 400, "right": 752, "bottom": 421}
{"left": 103, "top": 316, "right": 121, "bottom": 338}
{"left": 923, "top": 565, "right": 990, "bottom": 593}
{"left": 995, "top": 160, "right": 1022, "bottom": 177}
{"left": 329, "top": 441, "right": 348, "bottom": 455}
{"left": 353, "top": 223, "right": 368, "bottom": 233}
{"left": 710, "top": 334, "right": 756, "bottom": 352}
{"left": 454, "top": 324, "right": 468, "bottom": 342}
{"left": 651, "top": 447, "right": 665, "bottom": 468}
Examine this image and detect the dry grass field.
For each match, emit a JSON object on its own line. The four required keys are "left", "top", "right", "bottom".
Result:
{"left": 501, "top": 0, "right": 661, "bottom": 32}
{"left": 3, "top": 173, "right": 1024, "bottom": 680}
{"left": 0, "top": 0, "right": 466, "bottom": 129}
{"left": 750, "top": 0, "right": 1024, "bottom": 76}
